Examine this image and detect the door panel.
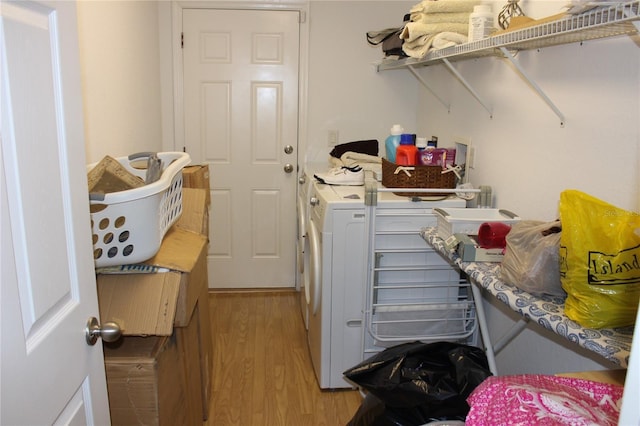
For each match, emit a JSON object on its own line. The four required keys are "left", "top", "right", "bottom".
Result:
{"left": 1, "top": 1, "right": 110, "bottom": 424}
{"left": 183, "top": 9, "right": 300, "bottom": 288}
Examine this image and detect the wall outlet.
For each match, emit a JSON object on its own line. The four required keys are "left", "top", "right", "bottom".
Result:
{"left": 328, "top": 130, "right": 339, "bottom": 146}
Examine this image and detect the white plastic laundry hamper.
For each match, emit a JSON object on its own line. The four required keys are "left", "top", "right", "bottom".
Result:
{"left": 87, "top": 152, "right": 191, "bottom": 267}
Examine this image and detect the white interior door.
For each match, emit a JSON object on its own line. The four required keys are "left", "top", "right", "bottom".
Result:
{"left": 183, "top": 9, "right": 300, "bottom": 288}
{"left": 1, "top": 1, "right": 110, "bottom": 424}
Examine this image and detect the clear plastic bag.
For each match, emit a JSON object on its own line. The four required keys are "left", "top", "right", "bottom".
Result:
{"left": 499, "top": 220, "right": 565, "bottom": 297}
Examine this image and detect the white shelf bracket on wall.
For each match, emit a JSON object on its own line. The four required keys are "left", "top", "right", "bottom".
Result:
{"left": 441, "top": 58, "right": 493, "bottom": 119}
{"left": 407, "top": 65, "right": 451, "bottom": 113}
{"left": 499, "top": 47, "right": 566, "bottom": 127}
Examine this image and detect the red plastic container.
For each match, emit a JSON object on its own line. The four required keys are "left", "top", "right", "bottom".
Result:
{"left": 396, "top": 144, "right": 417, "bottom": 165}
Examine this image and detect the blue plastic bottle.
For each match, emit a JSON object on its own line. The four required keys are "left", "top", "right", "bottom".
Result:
{"left": 385, "top": 124, "right": 404, "bottom": 163}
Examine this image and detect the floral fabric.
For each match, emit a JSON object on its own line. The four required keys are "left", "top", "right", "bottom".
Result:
{"left": 465, "top": 375, "right": 624, "bottom": 426}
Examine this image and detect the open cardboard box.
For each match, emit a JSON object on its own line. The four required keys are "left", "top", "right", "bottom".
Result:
{"left": 97, "top": 226, "right": 207, "bottom": 332}
{"left": 97, "top": 183, "right": 212, "bottom": 423}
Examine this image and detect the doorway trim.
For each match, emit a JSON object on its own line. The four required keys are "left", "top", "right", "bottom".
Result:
{"left": 159, "top": 1, "right": 310, "bottom": 164}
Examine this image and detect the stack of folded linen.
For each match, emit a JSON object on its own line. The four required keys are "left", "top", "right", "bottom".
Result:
{"left": 401, "top": 0, "right": 480, "bottom": 59}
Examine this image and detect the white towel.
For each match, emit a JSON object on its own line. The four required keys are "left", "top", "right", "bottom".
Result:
{"left": 414, "top": 12, "right": 471, "bottom": 24}
{"left": 401, "top": 21, "right": 469, "bottom": 42}
{"left": 432, "top": 31, "right": 468, "bottom": 49}
{"left": 411, "top": 0, "right": 480, "bottom": 15}
{"left": 402, "top": 31, "right": 468, "bottom": 59}
{"left": 329, "top": 152, "right": 382, "bottom": 176}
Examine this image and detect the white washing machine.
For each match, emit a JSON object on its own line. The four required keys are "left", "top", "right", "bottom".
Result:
{"left": 305, "top": 178, "right": 468, "bottom": 389}
{"left": 305, "top": 180, "right": 367, "bottom": 389}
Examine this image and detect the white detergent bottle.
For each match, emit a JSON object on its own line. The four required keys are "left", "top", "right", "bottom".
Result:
{"left": 468, "top": 5, "right": 494, "bottom": 42}
{"left": 385, "top": 124, "right": 404, "bottom": 163}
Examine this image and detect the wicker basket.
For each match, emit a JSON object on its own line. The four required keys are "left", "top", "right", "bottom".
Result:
{"left": 381, "top": 158, "right": 456, "bottom": 196}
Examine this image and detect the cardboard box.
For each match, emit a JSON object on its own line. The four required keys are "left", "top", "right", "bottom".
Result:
{"left": 177, "top": 188, "right": 209, "bottom": 237}
{"left": 182, "top": 164, "right": 210, "bottom": 204}
{"left": 141, "top": 227, "right": 208, "bottom": 326}
{"left": 175, "top": 307, "right": 203, "bottom": 425}
{"left": 455, "top": 233, "right": 505, "bottom": 262}
{"left": 98, "top": 184, "right": 213, "bottom": 421}
{"left": 97, "top": 273, "right": 181, "bottom": 335}
{"left": 98, "top": 228, "right": 207, "bottom": 330}
{"left": 197, "top": 280, "right": 213, "bottom": 419}
{"left": 104, "top": 335, "right": 189, "bottom": 425}
{"left": 87, "top": 155, "right": 145, "bottom": 194}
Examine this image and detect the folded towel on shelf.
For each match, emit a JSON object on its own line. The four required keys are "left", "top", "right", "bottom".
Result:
{"left": 401, "top": 21, "right": 469, "bottom": 42}
{"left": 402, "top": 31, "right": 468, "bottom": 58}
{"left": 400, "top": 1, "right": 478, "bottom": 59}
{"left": 410, "top": 0, "right": 479, "bottom": 15}
{"left": 414, "top": 12, "right": 471, "bottom": 24}
{"left": 431, "top": 31, "right": 468, "bottom": 49}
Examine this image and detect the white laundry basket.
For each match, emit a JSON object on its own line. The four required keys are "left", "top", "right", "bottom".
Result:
{"left": 88, "top": 152, "right": 191, "bottom": 267}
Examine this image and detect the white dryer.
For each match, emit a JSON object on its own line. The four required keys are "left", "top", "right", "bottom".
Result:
{"left": 297, "top": 164, "right": 324, "bottom": 331}
{"left": 305, "top": 181, "right": 367, "bottom": 389}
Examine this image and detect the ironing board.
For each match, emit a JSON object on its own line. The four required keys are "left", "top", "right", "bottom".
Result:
{"left": 420, "top": 227, "right": 634, "bottom": 369}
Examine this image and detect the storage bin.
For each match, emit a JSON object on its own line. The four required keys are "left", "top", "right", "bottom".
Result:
{"left": 434, "top": 207, "right": 520, "bottom": 240}
{"left": 381, "top": 157, "right": 456, "bottom": 196}
{"left": 88, "top": 152, "right": 191, "bottom": 267}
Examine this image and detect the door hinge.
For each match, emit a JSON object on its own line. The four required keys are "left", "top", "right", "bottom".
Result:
{"left": 299, "top": 11, "right": 306, "bottom": 24}
{"left": 182, "top": 146, "right": 186, "bottom": 153}
{"left": 181, "top": 32, "right": 184, "bottom": 48}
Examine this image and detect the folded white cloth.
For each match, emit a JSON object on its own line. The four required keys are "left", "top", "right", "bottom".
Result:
{"left": 432, "top": 31, "right": 468, "bottom": 49}
{"left": 329, "top": 152, "right": 382, "bottom": 177}
{"left": 403, "top": 31, "right": 468, "bottom": 58}
{"left": 413, "top": 12, "right": 471, "bottom": 24}
{"left": 410, "top": 0, "right": 479, "bottom": 14}
{"left": 401, "top": 21, "right": 469, "bottom": 42}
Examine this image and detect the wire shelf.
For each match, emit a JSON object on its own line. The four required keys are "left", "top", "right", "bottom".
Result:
{"left": 377, "top": 1, "right": 640, "bottom": 71}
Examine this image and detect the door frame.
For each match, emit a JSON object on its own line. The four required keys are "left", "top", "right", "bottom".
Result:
{"left": 159, "top": 0, "right": 310, "bottom": 166}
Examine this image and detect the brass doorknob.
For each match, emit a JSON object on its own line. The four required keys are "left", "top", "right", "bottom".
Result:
{"left": 284, "top": 164, "right": 294, "bottom": 173}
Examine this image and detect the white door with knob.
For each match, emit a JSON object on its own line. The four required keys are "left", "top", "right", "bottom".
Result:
{"left": 183, "top": 8, "right": 300, "bottom": 288}
{"left": 1, "top": 1, "right": 111, "bottom": 424}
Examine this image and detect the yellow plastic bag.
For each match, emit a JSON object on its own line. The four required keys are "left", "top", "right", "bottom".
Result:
{"left": 559, "top": 190, "right": 640, "bottom": 328}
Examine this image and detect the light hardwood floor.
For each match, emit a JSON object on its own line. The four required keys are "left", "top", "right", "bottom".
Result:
{"left": 204, "top": 291, "right": 362, "bottom": 426}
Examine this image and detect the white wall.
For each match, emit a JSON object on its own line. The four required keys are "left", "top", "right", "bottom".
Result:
{"left": 77, "top": 1, "right": 163, "bottom": 163}
{"left": 305, "top": 1, "right": 418, "bottom": 162}
{"left": 410, "top": 1, "right": 639, "bottom": 374}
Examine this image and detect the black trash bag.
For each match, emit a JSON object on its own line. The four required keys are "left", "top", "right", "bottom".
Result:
{"left": 348, "top": 393, "right": 467, "bottom": 426}
{"left": 344, "top": 341, "right": 492, "bottom": 425}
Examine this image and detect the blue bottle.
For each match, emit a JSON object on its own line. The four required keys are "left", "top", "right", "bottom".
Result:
{"left": 385, "top": 124, "right": 404, "bottom": 163}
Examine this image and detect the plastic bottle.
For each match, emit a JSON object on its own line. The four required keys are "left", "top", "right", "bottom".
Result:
{"left": 417, "top": 144, "right": 436, "bottom": 165}
{"left": 395, "top": 134, "right": 417, "bottom": 166}
{"left": 468, "top": 5, "right": 493, "bottom": 42}
{"left": 415, "top": 137, "right": 427, "bottom": 165}
{"left": 385, "top": 124, "right": 404, "bottom": 163}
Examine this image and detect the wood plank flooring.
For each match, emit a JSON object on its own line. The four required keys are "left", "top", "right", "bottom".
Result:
{"left": 204, "top": 291, "right": 362, "bottom": 426}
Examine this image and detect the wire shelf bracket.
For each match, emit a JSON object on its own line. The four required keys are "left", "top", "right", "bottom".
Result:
{"left": 499, "top": 47, "right": 566, "bottom": 126}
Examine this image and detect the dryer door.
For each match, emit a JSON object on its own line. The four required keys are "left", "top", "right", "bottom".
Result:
{"left": 305, "top": 218, "right": 321, "bottom": 315}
